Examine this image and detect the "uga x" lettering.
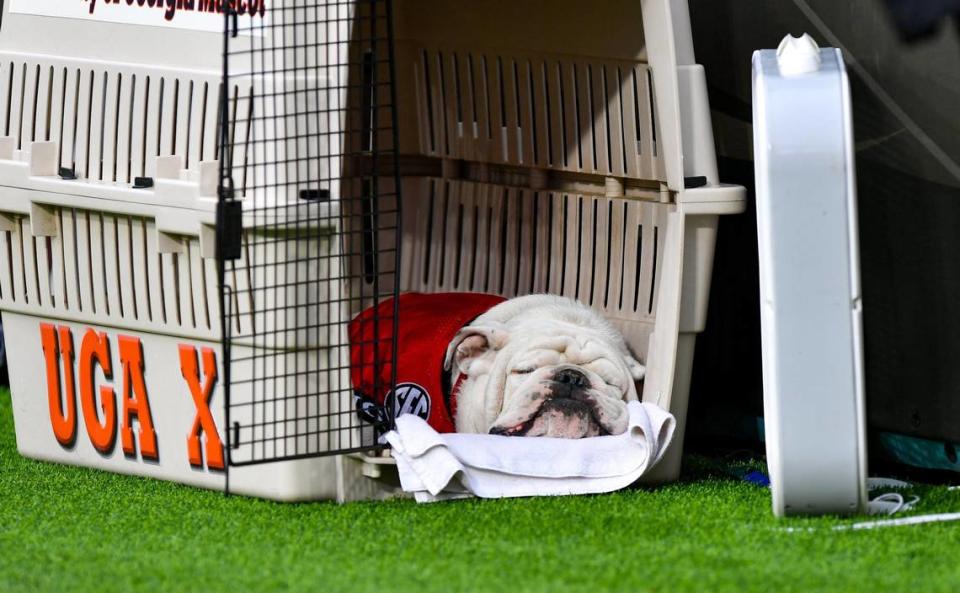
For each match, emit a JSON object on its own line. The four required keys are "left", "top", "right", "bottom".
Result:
{"left": 40, "top": 324, "right": 158, "bottom": 460}
{"left": 179, "top": 345, "right": 224, "bottom": 471}
{"left": 39, "top": 323, "right": 226, "bottom": 471}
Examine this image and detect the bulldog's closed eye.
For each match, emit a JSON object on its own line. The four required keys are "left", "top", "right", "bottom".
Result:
{"left": 511, "top": 368, "right": 534, "bottom": 375}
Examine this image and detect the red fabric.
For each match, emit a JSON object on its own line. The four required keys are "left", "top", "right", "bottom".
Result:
{"left": 349, "top": 292, "right": 506, "bottom": 432}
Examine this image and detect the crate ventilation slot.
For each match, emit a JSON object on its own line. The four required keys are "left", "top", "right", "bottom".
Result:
{"left": 0, "top": 60, "right": 219, "bottom": 184}
{"left": 0, "top": 207, "right": 220, "bottom": 333}
{"left": 402, "top": 178, "right": 665, "bottom": 319}
{"left": 416, "top": 50, "right": 665, "bottom": 181}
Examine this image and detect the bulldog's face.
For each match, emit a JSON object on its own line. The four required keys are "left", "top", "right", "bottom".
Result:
{"left": 445, "top": 296, "right": 645, "bottom": 438}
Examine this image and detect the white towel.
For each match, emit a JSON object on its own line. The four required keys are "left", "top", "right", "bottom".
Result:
{"left": 382, "top": 401, "right": 676, "bottom": 503}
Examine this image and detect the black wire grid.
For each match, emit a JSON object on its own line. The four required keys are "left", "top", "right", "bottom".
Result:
{"left": 217, "top": 0, "right": 401, "bottom": 467}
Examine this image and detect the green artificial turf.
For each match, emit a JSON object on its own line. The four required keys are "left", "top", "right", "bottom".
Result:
{"left": 2, "top": 387, "right": 960, "bottom": 593}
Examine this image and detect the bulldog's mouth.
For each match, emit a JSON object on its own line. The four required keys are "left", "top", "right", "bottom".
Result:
{"left": 489, "top": 395, "right": 609, "bottom": 438}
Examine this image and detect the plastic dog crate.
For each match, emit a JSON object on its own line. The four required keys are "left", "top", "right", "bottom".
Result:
{"left": 0, "top": 0, "right": 744, "bottom": 501}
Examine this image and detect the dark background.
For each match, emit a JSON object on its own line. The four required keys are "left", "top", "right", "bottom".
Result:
{"left": 686, "top": 0, "right": 960, "bottom": 455}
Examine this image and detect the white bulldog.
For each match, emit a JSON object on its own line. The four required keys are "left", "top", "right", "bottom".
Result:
{"left": 444, "top": 294, "right": 646, "bottom": 438}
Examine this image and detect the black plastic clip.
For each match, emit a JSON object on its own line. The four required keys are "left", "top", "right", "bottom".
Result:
{"left": 683, "top": 175, "right": 708, "bottom": 189}
{"left": 298, "top": 188, "right": 331, "bottom": 202}
{"left": 133, "top": 176, "right": 154, "bottom": 189}
{"left": 58, "top": 167, "right": 77, "bottom": 180}
{"left": 216, "top": 200, "right": 243, "bottom": 261}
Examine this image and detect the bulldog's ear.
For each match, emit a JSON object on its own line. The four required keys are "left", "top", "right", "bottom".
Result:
{"left": 444, "top": 324, "right": 508, "bottom": 376}
{"left": 623, "top": 351, "right": 646, "bottom": 381}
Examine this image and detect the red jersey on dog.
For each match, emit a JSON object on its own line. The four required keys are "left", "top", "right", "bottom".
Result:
{"left": 349, "top": 292, "right": 506, "bottom": 432}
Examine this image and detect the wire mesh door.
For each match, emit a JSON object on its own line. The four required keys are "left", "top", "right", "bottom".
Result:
{"left": 217, "top": 0, "right": 402, "bottom": 467}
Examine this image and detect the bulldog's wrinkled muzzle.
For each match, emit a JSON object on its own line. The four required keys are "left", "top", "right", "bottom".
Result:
{"left": 488, "top": 366, "right": 614, "bottom": 438}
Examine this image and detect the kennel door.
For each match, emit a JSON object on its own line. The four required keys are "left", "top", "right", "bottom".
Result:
{"left": 217, "top": 0, "right": 403, "bottom": 466}
{"left": 753, "top": 34, "right": 866, "bottom": 516}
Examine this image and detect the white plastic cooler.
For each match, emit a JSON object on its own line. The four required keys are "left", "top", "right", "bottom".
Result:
{"left": 753, "top": 35, "right": 867, "bottom": 516}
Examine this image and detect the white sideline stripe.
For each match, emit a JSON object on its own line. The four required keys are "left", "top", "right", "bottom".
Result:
{"left": 783, "top": 513, "right": 960, "bottom": 533}
{"left": 841, "top": 512, "right": 960, "bottom": 531}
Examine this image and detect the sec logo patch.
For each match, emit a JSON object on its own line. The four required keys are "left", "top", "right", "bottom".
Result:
{"left": 386, "top": 383, "right": 431, "bottom": 420}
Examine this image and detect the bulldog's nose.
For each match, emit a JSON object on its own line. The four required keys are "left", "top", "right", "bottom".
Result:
{"left": 554, "top": 368, "right": 588, "bottom": 389}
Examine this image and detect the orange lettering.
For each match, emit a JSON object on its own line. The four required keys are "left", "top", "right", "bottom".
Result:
{"left": 179, "top": 345, "right": 223, "bottom": 470}
{"left": 40, "top": 324, "right": 77, "bottom": 447}
{"left": 118, "top": 335, "right": 158, "bottom": 460}
{"left": 79, "top": 329, "right": 117, "bottom": 454}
